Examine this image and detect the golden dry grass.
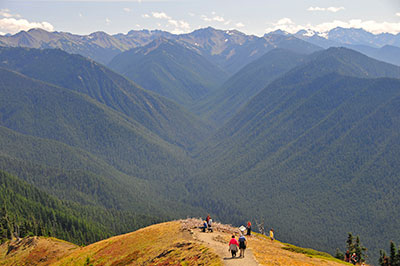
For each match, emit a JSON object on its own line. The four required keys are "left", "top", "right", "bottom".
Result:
{"left": 0, "top": 219, "right": 369, "bottom": 266}
{"left": 53, "top": 220, "right": 222, "bottom": 266}
{"left": 248, "top": 233, "right": 352, "bottom": 266}
{"left": 0, "top": 236, "right": 78, "bottom": 266}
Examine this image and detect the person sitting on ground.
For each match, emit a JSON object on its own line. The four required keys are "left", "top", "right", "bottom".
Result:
{"left": 351, "top": 253, "right": 357, "bottom": 265}
{"left": 228, "top": 235, "right": 239, "bottom": 258}
{"left": 201, "top": 220, "right": 208, "bottom": 232}
{"left": 207, "top": 218, "right": 213, "bottom": 232}
{"left": 238, "top": 234, "right": 247, "bottom": 258}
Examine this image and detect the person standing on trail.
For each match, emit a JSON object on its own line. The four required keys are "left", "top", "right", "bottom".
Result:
{"left": 207, "top": 218, "right": 213, "bottom": 232}
{"left": 269, "top": 228, "right": 274, "bottom": 241}
{"left": 206, "top": 214, "right": 211, "bottom": 224}
{"left": 344, "top": 250, "right": 350, "bottom": 262}
{"left": 228, "top": 235, "right": 239, "bottom": 258}
{"left": 238, "top": 234, "right": 247, "bottom": 258}
{"left": 246, "top": 221, "right": 252, "bottom": 236}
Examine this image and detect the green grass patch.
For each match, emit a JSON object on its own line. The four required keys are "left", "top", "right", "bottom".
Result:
{"left": 282, "top": 243, "right": 350, "bottom": 265}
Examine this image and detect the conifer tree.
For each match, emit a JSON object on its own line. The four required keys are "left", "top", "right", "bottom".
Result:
{"left": 346, "top": 233, "right": 354, "bottom": 252}
{"left": 379, "top": 250, "right": 388, "bottom": 266}
{"left": 335, "top": 248, "right": 344, "bottom": 260}
{"left": 379, "top": 241, "right": 400, "bottom": 266}
{"left": 390, "top": 241, "right": 397, "bottom": 265}
{"left": 354, "top": 235, "right": 367, "bottom": 263}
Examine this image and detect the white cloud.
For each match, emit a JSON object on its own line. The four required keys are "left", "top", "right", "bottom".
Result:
{"left": 266, "top": 17, "right": 400, "bottom": 35}
{"left": 396, "top": 12, "right": 400, "bottom": 17}
{"left": 0, "top": 9, "right": 21, "bottom": 18}
{"left": 213, "top": 16, "right": 224, "bottom": 22}
{"left": 152, "top": 12, "right": 171, "bottom": 20}
{"left": 147, "top": 11, "right": 190, "bottom": 34}
{"left": 308, "top": 6, "right": 345, "bottom": 13}
{"left": 168, "top": 19, "right": 178, "bottom": 27}
{"left": 236, "top": 22, "right": 245, "bottom": 28}
{"left": 0, "top": 17, "right": 54, "bottom": 34}
{"left": 188, "top": 12, "right": 195, "bottom": 17}
{"left": 123, "top": 7, "right": 131, "bottom": 12}
{"left": 201, "top": 15, "right": 211, "bottom": 22}
{"left": 0, "top": 9, "right": 53, "bottom": 34}
{"left": 142, "top": 14, "right": 150, "bottom": 18}
{"left": 105, "top": 17, "right": 111, "bottom": 25}
{"left": 201, "top": 14, "right": 225, "bottom": 22}
{"left": 79, "top": 13, "right": 83, "bottom": 17}
{"left": 168, "top": 19, "right": 190, "bottom": 34}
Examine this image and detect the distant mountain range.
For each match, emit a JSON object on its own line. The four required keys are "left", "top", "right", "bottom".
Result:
{"left": 0, "top": 27, "right": 320, "bottom": 73}
{"left": 1, "top": 27, "right": 399, "bottom": 68}
{"left": 292, "top": 27, "right": 400, "bottom": 66}
{"left": 108, "top": 38, "right": 229, "bottom": 108}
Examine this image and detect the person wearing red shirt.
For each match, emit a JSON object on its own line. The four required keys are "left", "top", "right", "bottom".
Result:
{"left": 228, "top": 235, "right": 239, "bottom": 258}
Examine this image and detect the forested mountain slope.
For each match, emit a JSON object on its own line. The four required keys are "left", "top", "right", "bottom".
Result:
{"left": 0, "top": 47, "right": 211, "bottom": 149}
{"left": 196, "top": 48, "right": 308, "bottom": 124}
{"left": 0, "top": 68, "right": 205, "bottom": 223}
{"left": 191, "top": 48, "right": 400, "bottom": 262}
{"left": 108, "top": 38, "right": 229, "bottom": 108}
{"left": 0, "top": 170, "right": 161, "bottom": 245}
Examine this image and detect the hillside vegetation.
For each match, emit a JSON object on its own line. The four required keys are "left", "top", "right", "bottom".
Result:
{"left": 1, "top": 219, "right": 352, "bottom": 266}
{"left": 196, "top": 48, "right": 308, "bottom": 124}
{"left": 190, "top": 48, "right": 400, "bottom": 263}
{"left": 0, "top": 170, "right": 159, "bottom": 245}
{"left": 0, "top": 47, "right": 211, "bottom": 149}
{"left": 108, "top": 38, "right": 229, "bottom": 108}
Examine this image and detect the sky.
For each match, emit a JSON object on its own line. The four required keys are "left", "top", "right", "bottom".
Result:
{"left": 0, "top": 0, "right": 400, "bottom": 36}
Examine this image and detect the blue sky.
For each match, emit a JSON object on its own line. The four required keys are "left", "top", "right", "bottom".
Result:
{"left": 1, "top": 0, "right": 400, "bottom": 36}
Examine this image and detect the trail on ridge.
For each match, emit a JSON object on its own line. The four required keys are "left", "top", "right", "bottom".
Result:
{"left": 183, "top": 219, "right": 259, "bottom": 266}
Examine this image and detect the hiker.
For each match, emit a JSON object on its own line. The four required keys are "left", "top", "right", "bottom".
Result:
{"left": 206, "top": 214, "right": 211, "bottom": 224}
{"left": 350, "top": 253, "right": 357, "bottom": 265}
{"left": 201, "top": 220, "right": 208, "bottom": 232}
{"left": 228, "top": 235, "right": 239, "bottom": 258}
{"left": 344, "top": 250, "right": 350, "bottom": 262}
{"left": 207, "top": 218, "right": 213, "bottom": 232}
{"left": 238, "top": 234, "right": 247, "bottom": 258}
{"left": 269, "top": 228, "right": 274, "bottom": 241}
{"left": 246, "top": 221, "right": 251, "bottom": 236}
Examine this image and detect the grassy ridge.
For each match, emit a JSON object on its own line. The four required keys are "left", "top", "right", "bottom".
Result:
{"left": 54, "top": 221, "right": 221, "bottom": 266}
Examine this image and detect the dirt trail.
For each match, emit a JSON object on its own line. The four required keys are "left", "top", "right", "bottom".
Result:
{"left": 193, "top": 230, "right": 259, "bottom": 266}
